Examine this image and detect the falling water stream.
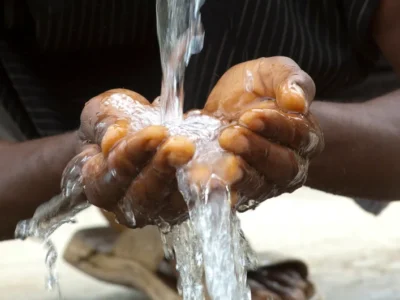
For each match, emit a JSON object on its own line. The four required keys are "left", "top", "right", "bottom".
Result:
{"left": 15, "top": 0, "right": 257, "bottom": 299}
{"left": 157, "top": 0, "right": 257, "bottom": 298}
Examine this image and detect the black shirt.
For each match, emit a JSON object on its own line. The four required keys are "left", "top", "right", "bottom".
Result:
{"left": 0, "top": 0, "right": 397, "bottom": 138}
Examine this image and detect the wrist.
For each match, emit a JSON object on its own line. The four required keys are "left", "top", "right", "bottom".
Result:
{"left": 70, "top": 130, "right": 81, "bottom": 155}
{"left": 42, "top": 131, "right": 81, "bottom": 178}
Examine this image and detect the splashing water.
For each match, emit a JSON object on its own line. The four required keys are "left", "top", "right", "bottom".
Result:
{"left": 156, "top": 0, "right": 257, "bottom": 298}
{"left": 15, "top": 0, "right": 258, "bottom": 298}
{"left": 15, "top": 152, "right": 92, "bottom": 294}
{"left": 160, "top": 112, "right": 257, "bottom": 300}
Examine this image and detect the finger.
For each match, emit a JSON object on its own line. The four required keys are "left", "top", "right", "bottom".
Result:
{"left": 187, "top": 154, "right": 271, "bottom": 209}
{"left": 107, "top": 125, "right": 169, "bottom": 177}
{"left": 82, "top": 152, "right": 124, "bottom": 210}
{"left": 80, "top": 89, "right": 150, "bottom": 144}
{"left": 125, "top": 136, "right": 195, "bottom": 226}
{"left": 205, "top": 57, "right": 315, "bottom": 117}
{"left": 82, "top": 126, "right": 168, "bottom": 209}
{"left": 151, "top": 136, "right": 196, "bottom": 171}
{"left": 100, "top": 119, "right": 130, "bottom": 156}
{"left": 252, "top": 57, "right": 315, "bottom": 112}
{"left": 188, "top": 154, "right": 243, "bottom": 187}
{"left": 61, "top": 145, "right": 101, "bottom": 200}
{"left": 187, "top": 155, "right": 242, "bottom": 207}
{"left": 219, "top": 125, "right": 301, "bottom": 186}
{"left": 238, "top": 108, "right": 321, "bottom": 156}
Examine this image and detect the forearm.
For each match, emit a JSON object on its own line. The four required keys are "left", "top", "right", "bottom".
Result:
{"left": 0, "top": 131, "right": 78, "bottom": 240}
{"left": 307, "top": 90, "right": 400, "bottom": 201}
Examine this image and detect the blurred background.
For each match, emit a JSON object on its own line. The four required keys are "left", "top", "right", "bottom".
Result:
{"left": 1, "top": 187, "right": 400, "bottom": 300}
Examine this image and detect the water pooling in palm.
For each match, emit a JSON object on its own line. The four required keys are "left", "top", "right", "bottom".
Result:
{"left": 157, "top": 0, "right": 256, "bottom": 298}
{"left": 14, "top": 0, "right": 270, "bottom": 299}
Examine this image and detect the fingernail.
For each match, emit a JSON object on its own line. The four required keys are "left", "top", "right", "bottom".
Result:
{"left": 219, "top": 127, "right": 249, "bottom": 154}
{"left": 222, "top": 155, "right": 243, "bottom": 183}
{"left": 239, "top": 111, "right": 265, "bottom": 132}
{"left": 143, "top": 126, "right": 168, "bottom": 151}
{"left": 278, "top": 82, "right": 307, "bottom": 113}
{"left": 189, "top": 163, "right": 212, "bottom": 186}
{"left": 101, "top": 124, "right": 128, "bottom": 156}
{"left": 163, "top": 136, "right": 195, "bottom": 167}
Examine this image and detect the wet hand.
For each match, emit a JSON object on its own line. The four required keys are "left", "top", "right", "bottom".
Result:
{"left": 203, "top": 57, "right": 324, "bottom": 211}
{"left": 72, "top": 89, "right": 194, "bottom": 228}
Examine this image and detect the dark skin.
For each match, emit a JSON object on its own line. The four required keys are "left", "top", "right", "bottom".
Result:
{"left": 307, "top": 0, "right": 400, "bottom": 200}
{"left": 0, "top": 132, "right": 78, "bottom": 240}
{"left": 0, "top": 0, "right": 399, "bottom": 240}
{"left": 77, "top": 57, "right": 322, "bottom": 228}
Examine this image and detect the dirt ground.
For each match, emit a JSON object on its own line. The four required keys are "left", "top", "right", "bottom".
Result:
{"left": 1, "top": 187, "right": 400, "bottom": 300}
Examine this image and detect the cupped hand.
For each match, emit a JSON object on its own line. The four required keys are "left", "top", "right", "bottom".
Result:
{"left": 202, "top": 57, "right": 324, "bottom": 211}
{"left": 64, "top": 57, "right": 323, "bottom": 227}
{"left": 70, "top": 89, "right": 194, "bottom": 228}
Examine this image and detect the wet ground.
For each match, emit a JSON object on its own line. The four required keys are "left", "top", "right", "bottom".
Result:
{"left": 1, "top": 187, "right": 400, "bottom": 299}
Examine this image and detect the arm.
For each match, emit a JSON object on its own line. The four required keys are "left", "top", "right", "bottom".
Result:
{"left": 306, "top": 0, "right": 400, "bottom": 200}
{"left": 0, "top": 132, "right": 78, "bottom": 240}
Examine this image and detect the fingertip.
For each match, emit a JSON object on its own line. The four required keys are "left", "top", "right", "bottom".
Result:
{"left": 219, "top": 154, "right": 243, "bottom": 184}
{"left": 277, "top": 82, "right": 308, "bottom": 114}
{"left": 107, "top": 125, "right": 169, "bottom": 176}
{"left": 219, "top": 127, "right": 249, "bottom": 154}
{"left": 82, "top": 153, "right": 106, "bottom": 180}
{"left": 101, "top": 121, "right": 129, "bottom": 156}
{"left": 239, "top": 111, "right": 265, "bottom": 132}
{"left": 140, "top": 125, "right": 169, "bottom": 150}
{"left": 159, "top": 136, "right": 196, "bottom": 168}
{"left": 189, "top": 163, "right": 212, "bottom": 186}
{"left": 141, "top": 125, "right": 169, "bottom": 136}
{"left": 81, "top": 153, "right": 118, "bottom": 209}
{"left": 188, "top": 155, "right": 243, "bottom": 187}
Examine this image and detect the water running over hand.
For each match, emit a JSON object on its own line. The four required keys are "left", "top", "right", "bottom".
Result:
{"left": 156, "top": 0, "right": 257, "bottom": 298}
{"left": 15, "top": 0, "right": 257, "bottom": 299}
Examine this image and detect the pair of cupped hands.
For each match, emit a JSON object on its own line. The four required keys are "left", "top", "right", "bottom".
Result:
{"left": 69, "top": 57, "right": 324, "bottom": 228}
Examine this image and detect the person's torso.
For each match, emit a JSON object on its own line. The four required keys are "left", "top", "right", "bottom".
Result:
{"left": 0, "top": 0, "right": 394, "bottom": 138}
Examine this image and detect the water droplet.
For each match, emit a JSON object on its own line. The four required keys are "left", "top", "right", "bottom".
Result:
{"left": 155, "top": 218, "right": 171, "bottom": 234}
{"left": 245, "top": 69, "right": 254, "bottom": 93}
{"left": 118, "top": 198, "right": 136, "bottom": 227}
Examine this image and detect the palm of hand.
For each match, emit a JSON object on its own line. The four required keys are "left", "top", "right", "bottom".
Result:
{"left": 69, "top": 89, "right": 193, "bottom": 227}
{"left": 64, "top": 57, "right": 324, "bottom": 228}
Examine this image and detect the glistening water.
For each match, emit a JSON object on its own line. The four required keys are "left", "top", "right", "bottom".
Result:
{"left": 15, "top": 0, "right": 257, "bottom": 299}
{"left": 156, "top": 0, "right": 205, "bottom": 123}
{"left": 15, "top": 152, "right": 92, "bottom": 296}
{"left": 161, "top": 112, "right": 257, "bottom": 300}
{"left": 156, "top": 0, "right": 256, "bottom": 298}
